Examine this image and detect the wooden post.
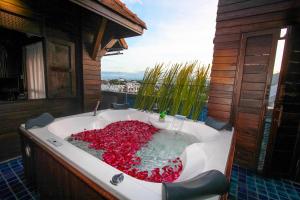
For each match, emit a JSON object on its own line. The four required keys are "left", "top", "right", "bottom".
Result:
{"left": 92, "top": 18, "right": 107, "bottom": 60}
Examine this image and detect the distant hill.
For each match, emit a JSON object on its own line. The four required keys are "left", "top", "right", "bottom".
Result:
{"left": 102, "top": 71, "right": 145, "bottom": 80}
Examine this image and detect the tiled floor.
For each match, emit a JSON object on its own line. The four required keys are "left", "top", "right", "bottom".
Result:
{"left": 229, "top": 165, "right": 300, "bottom": 200}
{"left": 0, "top": 157, "right": 300, "bottom": 200}
{"left": 0, "top": 157, "right": 38, "bottom": 200}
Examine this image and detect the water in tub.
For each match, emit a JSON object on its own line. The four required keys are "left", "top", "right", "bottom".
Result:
{"left": 135, "top": 129, "right": 198, "bottom": 171}
{"left": 65, "top": 123, "right": 199, "bottom": 182}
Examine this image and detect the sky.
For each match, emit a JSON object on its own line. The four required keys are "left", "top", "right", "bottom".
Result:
{"left": 102, "top": 0, "right": 218, "bottom": 72}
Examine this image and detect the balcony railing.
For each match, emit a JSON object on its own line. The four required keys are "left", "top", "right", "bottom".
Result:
{"left": 100, "top": 90, "right": 208, "bottom": 121}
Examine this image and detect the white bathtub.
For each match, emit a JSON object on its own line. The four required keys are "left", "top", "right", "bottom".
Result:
{"left": 24, "top": 109, "right": 234, "bottom": 200}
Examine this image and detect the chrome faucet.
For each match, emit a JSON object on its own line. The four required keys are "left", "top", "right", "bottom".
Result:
{"left": 93, "top": 100, "right": 100, "bottom": 116}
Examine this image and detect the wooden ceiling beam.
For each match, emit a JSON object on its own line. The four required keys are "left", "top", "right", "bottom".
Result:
{"left": 105, "top": 39, "right": 118, "bottom": 49}
{"left": 98, "top": 38, "right": 117, "bottom": 58}
{"left": 92, "top": 18, "right": 107, "bottom": 60}
{"left": 119, "top": 38, "right": 128, "bottom": 49}
{"left": 0, "top": 1, "right": 35, "bottom": 18}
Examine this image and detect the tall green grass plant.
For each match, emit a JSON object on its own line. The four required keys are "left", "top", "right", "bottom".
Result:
{"left": 134, "top": 61, "right": 210, "bottom": 120}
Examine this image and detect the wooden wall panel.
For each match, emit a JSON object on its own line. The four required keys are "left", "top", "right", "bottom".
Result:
{"left": 81, "top": 19, "right": 102, "bottom": 112}
{"left": 208, "top": 0, "right": 294, "bottom": 123}
{"left": 0, "top": 99, "right": 81, "bottom": 161}
{"left": 82, "top": 46, "right": 101, "bottom": 111}
{"left": 216, "top": 12, "right": 287, "bottom": 29}
{"left": 217, "top": 1, "right": 292, "bottom": 21}
{"left": 214, "top": 49, "right": 239, "bottom": 57}
{"left": 209, "top": 0, "right": 297, "bottom": 169}
{"left": 233, "top": 30, "right": 278, "bottom": 169}
{"left": 0, "top": 0, "right": 85, "bottom": 161}
{"left": 212, "top": 63, "right": 237, "bottom": 71}
{"left": 218, "top": 0, "right": 287, "bottom": 13}
{"left": 215, "top": 20, "right": 286, "bottom": 35}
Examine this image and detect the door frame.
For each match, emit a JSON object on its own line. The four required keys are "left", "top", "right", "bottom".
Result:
{"left": 233, "top": 29, "right": 280, "bottom": 169}
{"left": 233, "top": 29, "right": 280, "bottom": 124}
{"left": 263, "top": 26, "right": 293, "bottom": 175}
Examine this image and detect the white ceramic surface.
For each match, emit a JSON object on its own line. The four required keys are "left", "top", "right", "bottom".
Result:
{"left": 24, "top": 109, "right": 233, "bottom": 200}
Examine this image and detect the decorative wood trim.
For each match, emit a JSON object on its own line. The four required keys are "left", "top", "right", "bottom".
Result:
{"left": 105, "top": 39, "right": 118, "bottom": 49}
{"left": 92, "top": 18, "right": 107, "bottom": 60}
{"left": 98, "top": 38, "right": 128, "bottom": 57}
{"left": 98, "top": 38, "right": 117, "bottom": 58}
{"left": 119, "top": 38, "right": 128, "bottom": 49}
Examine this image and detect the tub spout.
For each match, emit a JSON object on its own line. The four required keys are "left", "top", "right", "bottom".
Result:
{"left": 93, "top": 100, "right": 100, "bottom": 116}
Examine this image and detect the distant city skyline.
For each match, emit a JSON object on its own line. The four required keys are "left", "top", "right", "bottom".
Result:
{"left": 102, "top": 0, "right": 218, "bottom": 72}
{"left": 102, "top": 71, "right": 144, "bottom": 80}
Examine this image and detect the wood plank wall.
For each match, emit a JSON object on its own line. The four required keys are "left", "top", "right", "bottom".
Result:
{"left": 209, "top": 0, "right": 293, "bottom": 122}
{"left": 43, "top": 0, "right": 103, "bottom": 112}
{"left": 0, "top": 0, "right": 115, "bottom": 160}
{"left": 234, "top": 30, "right": 279, "bottom": 169}
{"left": 0, "top": 0, "right": 85, "bottom": 161}
{"left": 82, "top": 47, "right": 102, "bottom": 112}
{"left": 81, "top": 12, "right": 103, "bottom": 112}
{"left": 209, "top": 0, "right": 294, "bottom": 169}
{"left": 0, "top": 99, "right": 81, "bottom": 161}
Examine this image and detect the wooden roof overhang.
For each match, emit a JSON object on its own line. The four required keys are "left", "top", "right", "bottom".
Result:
{"left": 0, "top": 0, "right": 145, "bottom": 59}
{"left": 69, "top": 0, "right": 146, "bottom": 36}
{"left": 108, "top": 38, "right": 128, "bottom": 52}
{"left": 69, "top": 0, "right": 146, "bottom": 59}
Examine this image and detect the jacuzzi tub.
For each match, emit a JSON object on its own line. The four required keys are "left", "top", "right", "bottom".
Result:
{"left": 20, "top": 109, "right": 234, "bottom": 200}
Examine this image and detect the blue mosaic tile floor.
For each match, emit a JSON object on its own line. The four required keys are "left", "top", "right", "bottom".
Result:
{"left": 0, "top": 157, "right": 38, "bottom": 200}
{"left": 0, "top": 157, "right": 300, "bottom": 200}
{"left": 229, "top": 165, "right": 300, "bottom": 200}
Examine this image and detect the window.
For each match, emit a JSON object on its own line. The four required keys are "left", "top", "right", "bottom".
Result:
{"left": 0, "top": 28, "right": 76, "bottom": 101}
{"left": 0, "top": 28, "right": 44, "bottom": 101}
{"left": 25, "top": 42, "right": 46, "bottom": 99}
{"left": 46, "top": 39, "right": 76, "bottom": 98}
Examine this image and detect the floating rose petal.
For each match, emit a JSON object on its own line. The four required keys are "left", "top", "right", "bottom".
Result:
{"left": 71, "top": 120, "right": 183, "bottom": 183}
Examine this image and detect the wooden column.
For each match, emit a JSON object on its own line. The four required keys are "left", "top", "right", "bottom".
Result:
{"left": 82, "top": 43, "right": 101, "bottom": 112}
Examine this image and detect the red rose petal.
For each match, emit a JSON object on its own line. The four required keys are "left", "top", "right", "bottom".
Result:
{"left": 71, "top": 120, "right": 183, "bottom": 183}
